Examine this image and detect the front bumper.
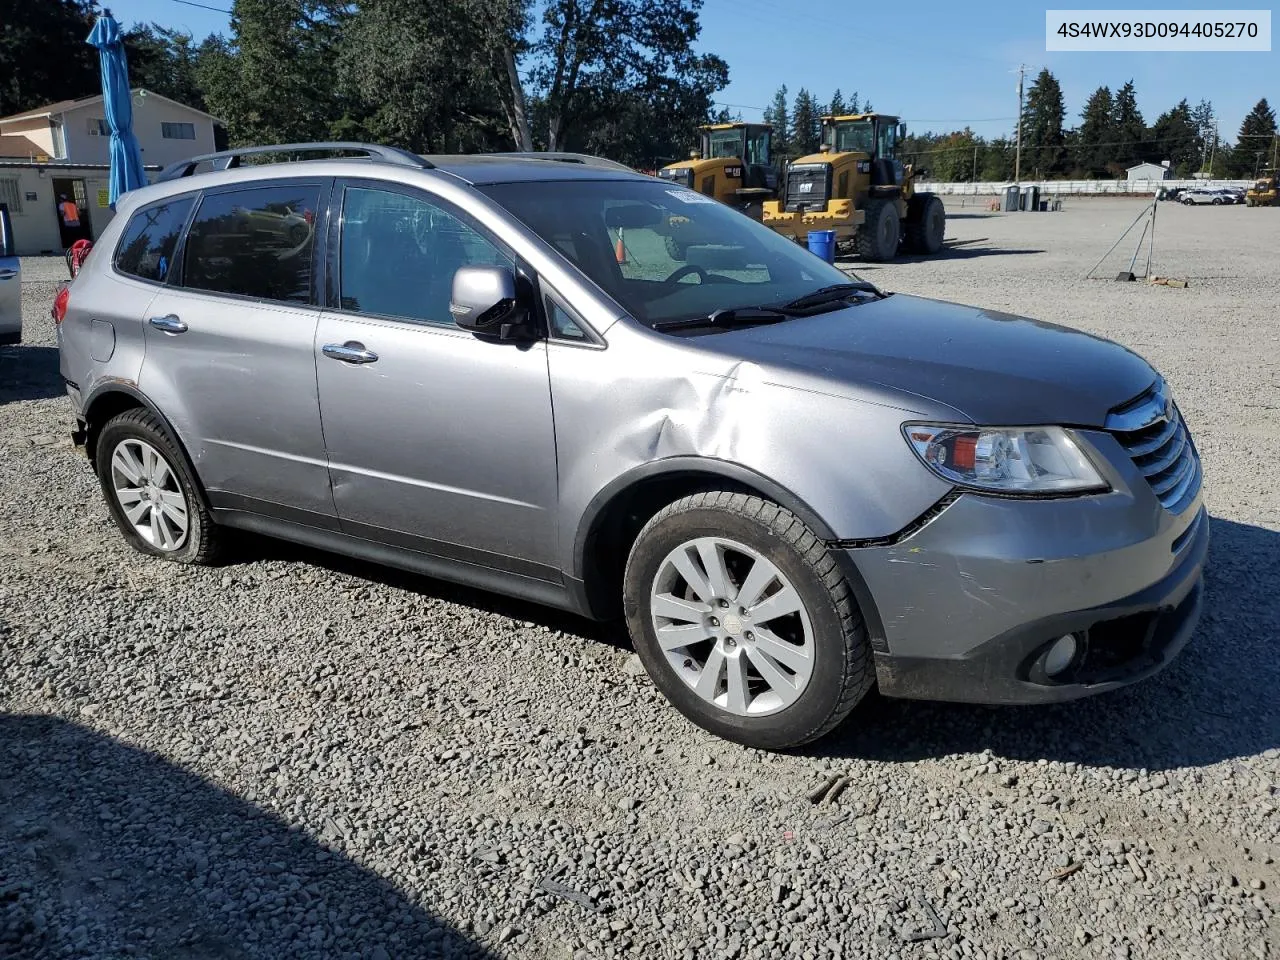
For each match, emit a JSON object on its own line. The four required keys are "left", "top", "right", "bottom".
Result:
{"left": 762, "top": 201, "right": 864, "bottom": 239}
{"left": 848, "top": 431, "right": 1208, "bottom": 704}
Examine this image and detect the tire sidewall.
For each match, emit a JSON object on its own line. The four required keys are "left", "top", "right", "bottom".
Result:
{"left": 96, "top": 414, "right": 207, "bottom": 563}
{"left": 876, "top": 202, "right": 900, "bottom": 260}
{"left": 624, "top": 505, "right": 852, "bottom": 749}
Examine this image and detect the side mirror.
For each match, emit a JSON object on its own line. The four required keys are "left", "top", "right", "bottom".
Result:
{"left": 449, "top": 265, "right": 526, "bottom": 339}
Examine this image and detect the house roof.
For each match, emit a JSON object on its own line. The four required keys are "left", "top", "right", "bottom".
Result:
{"left": 0, "top": 89, "right": 223, "bottom": 125}
{"left": 0, "top": 134, "right": 46, "bottom": 158}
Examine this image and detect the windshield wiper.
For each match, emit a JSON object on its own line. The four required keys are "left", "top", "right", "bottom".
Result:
{"left": 778, "top": 281, "right": 884, "bottom": 312}
{"left": 652, "top": 306, "right": 791, "bottom": 332}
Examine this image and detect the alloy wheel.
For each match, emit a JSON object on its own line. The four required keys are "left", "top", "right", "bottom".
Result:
{"left": 110, "top": 438, "right": 190, "bottom": 551}
{"left": 649, "top": 536, "right": 815, "bottom": 717}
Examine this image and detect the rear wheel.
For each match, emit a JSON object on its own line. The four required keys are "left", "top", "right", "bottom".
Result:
{"left": 905, "top": 193, "right": 946, "bottom": 255}
{"left": 96, "top": 408, "right": 225, "bottom": 564}
{"left": 623, "top": 491, "right": 874, "bottom": 750}
{"left": 854, "top": 198, "right": 901, "bottom": 262}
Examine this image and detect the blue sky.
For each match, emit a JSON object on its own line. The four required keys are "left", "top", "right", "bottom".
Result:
{"left": 113, "top": 0, "right": 1274, "bottom": 140}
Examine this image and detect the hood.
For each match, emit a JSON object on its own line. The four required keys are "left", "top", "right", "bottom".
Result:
{"left": 705, "top": 293, "right": 1157, "bottom": 427}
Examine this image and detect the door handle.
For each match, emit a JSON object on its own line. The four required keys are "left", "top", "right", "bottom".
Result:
{"left": 149, "top": 314, "right": 187, "bottom": 334}
{"left": 0, "top": 270, "right": 17, "bottom": 280}
{"left": 322, "top": 341, "right": 379, "bottom": 364}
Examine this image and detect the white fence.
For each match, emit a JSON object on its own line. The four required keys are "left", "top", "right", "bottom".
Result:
{"left": 917, "top": 178, "right": 1253, "bottom": 197}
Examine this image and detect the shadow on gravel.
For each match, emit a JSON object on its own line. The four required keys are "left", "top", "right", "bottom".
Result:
{"left": 0, "top": 714, "right": 496, "bottom": 960}
{"left": 816, "top": 516, "right": 1280, "bottom": 772}
{"left": 250, "top": 538, "right": 633, "bottom": 653}
{"left": 0, "top": 345, "right": 63, "bottom": 404}
{"left": 836, "top": 243, "right": 1044, "bottom": 266}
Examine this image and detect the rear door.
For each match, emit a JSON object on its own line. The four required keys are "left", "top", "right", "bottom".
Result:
{"left": 313, "top": 179, "right": 560, "bottom": 575}
{"left": 139, "top": 179, "right": 337, "bottom": 524}
{"left": 0, "top": 204, "right": 19, "bottom": 342}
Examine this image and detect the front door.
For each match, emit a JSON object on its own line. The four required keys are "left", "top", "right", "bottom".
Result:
{"left": 315, "top": 180, "right": 560, "bottom": 578}
{"left": 138, "top": 179, "right": 336, "bottom": 523}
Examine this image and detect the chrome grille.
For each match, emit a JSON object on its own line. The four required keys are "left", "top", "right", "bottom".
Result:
{"left": 1106, "top": 380, "right": 1201, "bottom": 514}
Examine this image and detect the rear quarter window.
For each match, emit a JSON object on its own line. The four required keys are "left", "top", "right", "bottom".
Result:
{"left": 114, "top": 197, "right": 194, "bottom": 283}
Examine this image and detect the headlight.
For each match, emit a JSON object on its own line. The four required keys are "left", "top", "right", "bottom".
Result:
{"left": 903, "top": 424, "right": 1107, "bottom": 495}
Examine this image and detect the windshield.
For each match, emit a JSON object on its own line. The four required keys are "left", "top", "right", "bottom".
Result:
{"left": 829, "top": 120, "right": 875, "bottom": 154}
{"left": 707, "top": 129, "right": 745, "bottom": 159}
{"left": 479, "top": 178, "right": 858, "bottom": 328}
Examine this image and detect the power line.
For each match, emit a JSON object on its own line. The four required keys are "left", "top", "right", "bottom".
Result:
{"left": 166, "top": 0, "right": 233, "bottom": 13}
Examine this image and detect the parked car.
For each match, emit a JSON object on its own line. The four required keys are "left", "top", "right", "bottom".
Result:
{"left": 56, "top": 143, "right": 1207, "bottom": 749}
{"left": 1182, "top": 188, "right": 1232, "bottom": 205}
{"left": 0, "top": 204, "right": 20, "bottom": 344}
{"left": 1156, "top": 186, "right": 1184, "bottom": 202}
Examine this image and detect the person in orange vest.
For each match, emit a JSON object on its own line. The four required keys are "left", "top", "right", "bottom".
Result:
{"left": 59, "top": 194, "right": 81, "bottom": 231}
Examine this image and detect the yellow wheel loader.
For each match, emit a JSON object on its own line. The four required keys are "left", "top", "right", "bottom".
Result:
{"left": 762, "top": 113, "right": 945, "bottom": 261}
{"left": 1245, "top": 172, "right": 1278, "bottom": 206}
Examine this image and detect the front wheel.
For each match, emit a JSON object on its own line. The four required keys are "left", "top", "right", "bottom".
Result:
{"left": 623, "top": 491, "right": 874, "bottom": 750}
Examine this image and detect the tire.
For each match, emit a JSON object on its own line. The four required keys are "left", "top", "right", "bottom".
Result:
{"left": 1212, "top": 197, "right": 1223, "bottom": 205}
{"left": 622, "top": 491, "right": 874, "bottom": 750}
{"left": 905, "top": 193, "right": 946, "bottom": 255}
{"left": 95, "top": 408, "right": 226, "bottom": 565}
{"left": 854, "top": 198, "right": 901, "bottom": 262}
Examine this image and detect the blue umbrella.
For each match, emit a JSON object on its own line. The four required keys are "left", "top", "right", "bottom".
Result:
{"left": 87, "top": 10, "right": 148, "bottom": 208}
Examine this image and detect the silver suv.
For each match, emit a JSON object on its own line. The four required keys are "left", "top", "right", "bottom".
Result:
{"left": 57, "top": 143, "right": 1207, "bottom": 749}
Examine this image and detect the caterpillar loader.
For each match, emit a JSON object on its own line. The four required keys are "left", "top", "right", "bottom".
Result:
{"left": 1245, "top": 171, "right": 1278, "bottom": 206}
{"left": 762, "top": 112, "right": 945, "bottom": 261}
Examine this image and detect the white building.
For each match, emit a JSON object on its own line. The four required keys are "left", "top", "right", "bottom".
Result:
{"left": 0, "top": 89, "right": 220, "bottom": 255}
{"left": 1126, "top": 161, "right": 1171, "bottom": 182}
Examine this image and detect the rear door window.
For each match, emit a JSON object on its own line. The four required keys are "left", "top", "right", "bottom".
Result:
{"left": 114, "top": 197, "right": 193, "bottom": 283}
{"left": 0, "top": 204, "right": 14, "bottom": 259}
{"left": 182, "top": 183, "right": 322, "bottom": 304}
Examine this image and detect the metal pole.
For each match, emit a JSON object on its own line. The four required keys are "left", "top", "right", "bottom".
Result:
{"left": 1209, "top": 121, "right": 1217, "bottom": 175}
{"left": 1014, "top": 64, "right": 1025, "bottom": 184}
{"left": 1144, "top": 195, "right": 1157, "bottom": 278}
{"left": 1084, "top": 202, "right": 1153, "bottom": 278}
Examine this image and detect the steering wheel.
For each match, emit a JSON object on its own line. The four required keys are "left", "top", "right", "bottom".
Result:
{"left": 663, "top": 264, "right": 709, "bottom": 284}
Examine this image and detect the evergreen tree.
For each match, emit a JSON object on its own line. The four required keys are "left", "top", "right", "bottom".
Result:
{"left": 828, "top": 88, "right": 846, "bottom": 116}
{"left": 791, "top": 88, "right": 820, "bottom": 155}
{"left": 1111, "top": 80, "right": 1146, "bottom": 168}
{"left": 762, "top": 84, "right": 790, "bottom": 155}
{"left": 0, "top": 0, "right": 100, "bottom": 116}
{"left": 1149, "top": 99, "right": 1198, "bottom": 176}
{"left": 1021, "top": 68, "right": 1067, "bottom": 175}
{"left": 1190, "top": 99, "right": 1217, "bottom": 171}
{"left": 1076, "top": 85, "right": 1114, "bottom": 176}
{"left": 1228, "top": 98, "right": 1277, "bottom": 176}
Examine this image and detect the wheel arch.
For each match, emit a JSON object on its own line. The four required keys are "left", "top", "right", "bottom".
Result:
{"left": 572, "top": 458, "right": 839, "bottom": 620}
{"left": 81, "top": 385, "right": 212, "bottom": 512}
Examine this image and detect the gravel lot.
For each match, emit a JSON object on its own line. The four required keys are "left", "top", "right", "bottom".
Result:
{"left": 2, "top": 197, "right": 1277, "bottom": 960}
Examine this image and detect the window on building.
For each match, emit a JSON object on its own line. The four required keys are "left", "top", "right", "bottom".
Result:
{"left": 51, "top": 122, "right": 66, "bottom": 159}
{"left": 161, "top": 122, "right": 196, "bottom": 140}
{"left": 115, "top": 197, "right": 195, "bottom": 283}
{"left": 0, "top": 179, "right": 22, "bottom": 216}
{"left": 182, "top": 184, "right": 321, "bottom": 304}
{"left": 339, "top": 186, "right": 513, "bottom": 325}
{"left": 87, "top": 118, "right": 109, "bottom": 136}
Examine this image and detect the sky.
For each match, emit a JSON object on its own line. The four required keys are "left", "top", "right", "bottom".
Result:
{"left": 111, "top": 0, "right": 1275, "bottom": 141}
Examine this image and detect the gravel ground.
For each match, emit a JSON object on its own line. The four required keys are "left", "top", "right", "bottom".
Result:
{"left": 2, "top": 198, "right": 1277, "bottom": 960}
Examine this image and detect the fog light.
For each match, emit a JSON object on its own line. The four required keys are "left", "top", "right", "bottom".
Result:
{"left": 1044, "top": 633, "right": 1080, "bottom": 677}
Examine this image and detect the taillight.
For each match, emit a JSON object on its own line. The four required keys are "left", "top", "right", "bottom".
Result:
{"left": 52, "top": 286, "right": 70, "bottom": 325}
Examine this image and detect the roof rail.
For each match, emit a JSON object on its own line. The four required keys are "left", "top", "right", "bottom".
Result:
{"left": 156, "top": 142, "right": 433, "bottom": 182}
{"left": 492, "top": 151, "right": 634, "bottom": 171}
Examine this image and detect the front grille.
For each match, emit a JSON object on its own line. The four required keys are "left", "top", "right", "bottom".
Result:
{"left": 783, "top": 163, "right": 831, "bottom": 212}
{"left": 1106, "top": 380, "right": 1201, "bottom": 514}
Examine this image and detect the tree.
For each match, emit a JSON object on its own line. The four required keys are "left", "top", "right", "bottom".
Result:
{"left": 1076, "top": 85, "right": 1114, "bottom": 176}
{"left": 1111, "top": 80, "right": 1145, "bottom": 168}
{"left": 0, "top": 0, "right": 100, "bottom": 117}
{"left": 1190, "top": 99, "right": 1217, "bottom": 172}
{"left": 1149, "top": 99, "right": 1198, "bottom": 176}
{"left": 1228, "top": 98, "right": 1277, "bottom": 176}
{"left": 124, "top": 24, "right": 208, "bottom": 111}
{"left": 827, "top": 88, "right": 846, "bottom": 116}
{"left": 791, "top": 88, "right": 820, "bottom": 155}
{"left": 762, "top": 84, "right": 790, "bottom": 155}
{"left": 197, "top": 0, "right": 350, "bottom": 146}
{"left": 1021, "top": 68, "right": 1066, "bottom": 175}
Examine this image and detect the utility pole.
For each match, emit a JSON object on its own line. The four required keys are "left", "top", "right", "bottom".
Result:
{"left": 973, "top": 143, "right": 978, "bottom": 181}
{"left": 1209, "top": 120, "right": 1218, "bottom": 175}
{"left": 1014, "top": 63, "right": 1026, "bottom": 183}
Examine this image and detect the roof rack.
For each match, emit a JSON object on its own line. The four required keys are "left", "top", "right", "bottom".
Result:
{"left": 156, "top": 142, "right": 433, "bottom": 182}
{"left": 492, "top": 151, "right": 634, "bottom": 171}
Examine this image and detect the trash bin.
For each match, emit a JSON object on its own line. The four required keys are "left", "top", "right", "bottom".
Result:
{"left": 1003, "top": 185, "right": 1020, "bottom": 211}
{"left": 1039, "top": 200, "right": 1048, "bottom": 212}
{"left": 806, "top": 230, "right": 836, "bottom": 264}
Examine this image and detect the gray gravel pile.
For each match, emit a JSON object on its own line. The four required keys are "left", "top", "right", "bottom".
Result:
{"left": 2, "top": 200, "right": 1277, "bottom": 959}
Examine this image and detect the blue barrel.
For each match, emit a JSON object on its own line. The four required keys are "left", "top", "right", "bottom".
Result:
{"left": 806, "top": 229, "right": 836, "bottom": 263}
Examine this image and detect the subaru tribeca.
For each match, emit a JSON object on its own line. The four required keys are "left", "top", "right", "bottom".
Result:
{"left": 56, "top": 143, "right": 1206, "bottom": 749}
